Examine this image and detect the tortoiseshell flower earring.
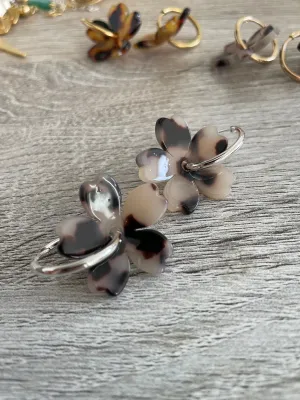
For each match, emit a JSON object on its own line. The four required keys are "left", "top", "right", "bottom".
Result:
{"left": 31, "top": 176, "right": 172, "bottom": 296}
{"left": 81, "top": 3, "right": 141, "bottom": 61}
{"left": 280, "top": 31, "right": 300, "bottom": 82}
{"left": 135, "top": 7, "right": 201, "bottom": 50}
{"left": 215, "top": 16, "right": 279, "bottom": 68}
{"left": 136, "top": 116, "right": 244, "bottom": 214}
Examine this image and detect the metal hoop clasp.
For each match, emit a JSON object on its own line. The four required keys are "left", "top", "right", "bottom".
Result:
{"left": 31, "top": 230, "right": 123, "bottom": 276}
{"left": 235, "top": 16, "right": 279, "bottom": 64}
{"left": 280, "top": 31, "right": 300, "bottom": 82}
{"left": 157, "top": 7, "right": 202, "bottom": 49}
{"left": 182, "top": 126, "right": 245, "bottom": 172}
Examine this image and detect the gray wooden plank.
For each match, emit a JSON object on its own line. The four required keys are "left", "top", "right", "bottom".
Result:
{"left": 0, "top": 0, "right": 300, "bottom": 399}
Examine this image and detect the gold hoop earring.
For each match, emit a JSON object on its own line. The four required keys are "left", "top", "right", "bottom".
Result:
{"left": 234, "top": 16, "right": 279, "bottom": 64}
{"left": 135, "top": 7, "right": 201, "bottom": 50}
{"left": 280, "top": 31, "right": 300, "bottom": 82}
{"left": 215, "top": 16, "right": 279, "bottom": 68}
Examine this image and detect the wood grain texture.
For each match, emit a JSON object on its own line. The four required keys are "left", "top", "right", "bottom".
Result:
{"left": 1, "top": 1, "right": 300, "bottom": 399}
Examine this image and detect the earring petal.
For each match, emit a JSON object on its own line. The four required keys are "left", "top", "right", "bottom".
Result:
{"left": 119, "top": 11, "right": 141, "bottom": 41}
{"left": 187, "top": 125, "right": 228, "bottom": 163}
{"left": 155, "top": 115, "right": 191, "bottom": 157}
{"left": 56, "top": 216, "right": 110, "bottom": 258}
{"left": 136, "top": 148, "right": 175, "bottom": 182}
{"left": 87, "top": 20, "right": 115, "bottom": 42}
{"left": 88, "top": 250, "right": 130, "bottom": 296}
{"left": 123, "top": 183, "right": 167, "bottom": 234}
{"left": 163, "top": 175, "right": 199, "bottom": 214}
{"left": 194, "top": 165, "right": 234, "bottom": 200}
{"left": 88, "top": 44, "right": 115, "bottom": 62}
{"left": 108, "top": 3, "right": 129, "bottom": 33}
{"left": 126, "top": 229, "right": 173, "bottom": 275}
{"left": 135, "top": 33, "right": 157, "bottom": 49}
{"left": 155, "top": 9, "right": 190, "bottom": 44}
{"left": 79, "top": 175, "right": 121, "bottom": 221}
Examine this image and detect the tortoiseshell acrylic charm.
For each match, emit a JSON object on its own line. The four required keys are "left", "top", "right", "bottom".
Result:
{"left": 136, "top": 116, "right": 245, "bottom": 215}
{"left": 135, "top": 7, "right": 201, "bottom": 50}
{"left": 31, "top": 175, "right": 172, "bottom": 296}
{"left": 215, "top": 16, "right": 279, "bottom": 68}
{"left": 82, "top": 3, "right": 141, "bottom": 61}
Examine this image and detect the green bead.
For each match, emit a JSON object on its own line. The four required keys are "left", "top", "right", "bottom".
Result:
{"left": 28, "top": 0, "right": 52, "bottom": 11}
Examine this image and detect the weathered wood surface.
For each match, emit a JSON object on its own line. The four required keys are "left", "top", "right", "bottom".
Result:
{"left": 1, "top": 0, "right": 300, "bottom": 399}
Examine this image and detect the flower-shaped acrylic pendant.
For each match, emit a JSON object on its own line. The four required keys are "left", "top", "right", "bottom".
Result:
{"left": 82, "top": 3, "right": 141, "bottom": 61}
{"left": 57, "top": 176, "right": 172, "bottom": 296}
{"left": 136, "top": 116, "right": 243, "bottom": 215}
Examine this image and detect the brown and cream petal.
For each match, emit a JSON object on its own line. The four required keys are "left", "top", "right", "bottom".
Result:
{"left": 156, "top": 8, "right": 190, "bottom": 43}
{"left": 155, "top": 116, "right": 191, "bottom": 156}
{"left": 87, "top": 20, "right": 115, "bottom": 43}
{"left": 79, "top": 175, "right": 122, "bottom": 231}
{"left": 126, "top": 229, "right": 173, "bottom": 275}
{"left": 56, "top": 216, "right": 110, "bottom": 258}
{"left": 187, "top": 125, "right": 228, "bottom": 163}
{"left": 108, "top": 3, "right": 129, "bottom": 33}
{"left": 176, "top": 8, "right": 190, "bottom": 33}
{"left": 155, "top": 20, "right": 177, "bottom": 45}
{"left": 88, "top": 43, "right": 115, "bottom": 62}
{"left": 123, "top": 183, "right": 167, "bottom": 234}
{"left": 88, "top": 250, "right": 130, "bottom": 296}
{"left": 194, "top": 165, "right": 234, "bottom": 200}
{"left": 163, "top": 175, "right": 199, "bottom": 214}
{"left": 87, "top": 28, "right": 107, "bottom": 43}
{"left": 119, "top": 11, "right": 141, "bottom": 41}
{"left": 134, "top": 33, "right": 157, "bottom": 49}
{"left": 136, "top": 148, "right": 175, "bottom": 183}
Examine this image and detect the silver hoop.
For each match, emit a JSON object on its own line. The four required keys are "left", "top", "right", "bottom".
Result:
{"left": 31, "top": 230, "right": 123, "bottom": 276}
{"left": 182, "top": 126, "right": 245, "bottom": 172}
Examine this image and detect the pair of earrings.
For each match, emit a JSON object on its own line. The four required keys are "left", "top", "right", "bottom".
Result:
{"left": 216, "top": 16, "right": 300, "bottom": 82}
{"left": 83, "top": 8, "right": 300, "bottom": 83}
{"left": 32, "top": 116, "right": 245, "bottom": 296}
{"left": 82, "top": 3, "right": 201, "bottom": 61}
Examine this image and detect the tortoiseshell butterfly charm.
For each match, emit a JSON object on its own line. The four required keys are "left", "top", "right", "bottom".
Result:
{"left": 34, "top": 175, "right": 172, "bottom": 296}
{"left": 135, "top": 7, "right": 201, "bottom": 50}
{"left": 82, "top": 3, "right": 141, "bottom": 62}
{"left": 136, "top": 116, "right": 244, "bottom": 215}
